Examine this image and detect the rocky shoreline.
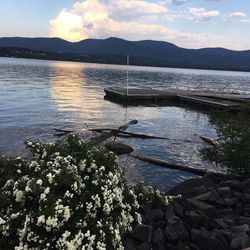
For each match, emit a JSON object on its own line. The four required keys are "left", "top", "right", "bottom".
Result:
{"left": 123, "top": 173, "right": 250, "bottom": 250}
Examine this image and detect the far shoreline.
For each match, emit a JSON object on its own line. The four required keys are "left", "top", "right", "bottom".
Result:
{"left": 1, "top": 55, "right": 250, "bottom": 74}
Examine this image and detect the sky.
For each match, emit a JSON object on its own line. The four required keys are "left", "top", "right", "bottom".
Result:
{"left": 0, "top": 0, "right": 250, "bottom": 50}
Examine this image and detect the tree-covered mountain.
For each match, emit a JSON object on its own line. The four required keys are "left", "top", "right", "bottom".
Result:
{"left": 1, "top": 37, "right": 250, "bottom": 71}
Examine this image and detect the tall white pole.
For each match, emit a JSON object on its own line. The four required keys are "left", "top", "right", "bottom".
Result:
{"left": 126, "top": 55, "right": 129, "bottom": 96}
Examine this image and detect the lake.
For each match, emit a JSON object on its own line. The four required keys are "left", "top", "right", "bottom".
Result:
{"left": 1, "top": 57, "right": 250, "bottom": 190}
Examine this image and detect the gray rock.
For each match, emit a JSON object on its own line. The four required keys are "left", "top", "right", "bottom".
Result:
{"left": 224, "top": 198, "right": 238, "bottom": 207}
{"left": 203, "top": 172, "right": 223, "bottom": 185}
{"left": 216, "top": 197, "right": 237, "bottom": 207}
{"left": 165, "top": 205, "right": 175, "bottom": 220}
{"left": 192, "top": 185, "right": 208, "bottom": 195}
{"left": 138, "top": 242, "right": 152, "bottom": 250}
{"left": 243, "top": 206, "right": 250, "bottom": 217}
{"left": 191, "top": 228, "right": 201, "bottom": 242}
{"left": 231, "top": 232, "right": 250, "bottom": 249}
{"left": 219, "top": 229, "right": 232, "bottom": 243}
{"left": 213, "top": 229, "right": 229, "bottom": 246}
{"left": 242, "top": 194, "right": 250, "bottom": 203}
{"left": 195, "top": 190, "right": 219, "bottom": 202}
{"left": 152, "top": 242, "right": 165, "bottom": 250}
{"left": 104, "top": 141, "right": 133, "bottom": 155}
{"left": 216, "top": 208, "right": 234, "bottom": 217}
{"left": 123, "top": 237, "right": 137, "bottom": 250}
{"left": 228, "top": 180, "right": 241, "bottom": 191}
{"left": 233, "top": 192, "right": 243, "bottom": 199}
{"left": 189, "top": 243, "right": 200, "bottom": 250}
{"left": 185, "top": 210, "right": 203, "bottom": 228}
{"left": 145, "top": 209, "right": 164, "bottom": 223}
{"left": 223, "top": 218, "right": 234, "bottom": 227}
{"left": 232, "top": 224, "right": 249, "bottom": 233}
{"left": 212, "top": 218, "right": 229, "bottom": 229}
{"left": 238, "top": 216, "right": 250, "bottom": 225}
{"left": 132, "top": 224, "right": 153, "bottom": 242}
{"left": 176, "top": 240, "right": 191, "bottom": 250}
{"left": 173, "top": 202, "right": 184, "bottom": 218}
{"left": 197, "top": 227, "right": 231, "bottom": 250}
{"left": 241, "top": 178, "right": 250, "bottom": 190}
{"left": 186, "top": 198, "right": 216, "bottom": 217}
{"left": 152, "top": 227, "right": 164, "bottom": 244}
{"left": 216, "top": 197, "right": 226, "bottom": 206}
{"left": 236, "top": 202, "right": 243, "bottom": 214}
{"left": 153, "top": 219, "right": 167, "bottom": 229}
{"left": 164, "top": 217, "right": 189, "bottom": 241}
{"left": 217, "top": 187, "right": 231, "bottom": 198}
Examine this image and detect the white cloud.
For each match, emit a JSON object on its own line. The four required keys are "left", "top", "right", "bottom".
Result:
{"left": 50, "top": 0, "right": 227, "bottom": 49}
{"left": 229, "top": 12, "right": 246, "bottom": 19}
{"left": 241, "top": 19, "right": 250, "bottom": 24}
{"left": 224, "top": 12, "right": 250, "bottom": 23}
{"left": 171, "top": 0, "right": 189, "bottom": 5}
{"left": 185, "top": 7, "right": 220, "bottom": 21}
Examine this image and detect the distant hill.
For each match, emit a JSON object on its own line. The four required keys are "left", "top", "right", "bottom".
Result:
{"left": 1, "top": 37, "right": 250, "bottom": 71}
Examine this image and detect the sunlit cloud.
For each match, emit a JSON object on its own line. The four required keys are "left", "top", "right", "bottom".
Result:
{"left": 223, "top": 11, "right": 250, "bottom": 24}
{"left": 228, "top": 12, "right": 246, "bottom": 19}
{"left": 50, "top": 0, "right": 223, "bottom": 48}
{"left": 184, "top": 7, "right": 220, "bottom": 21}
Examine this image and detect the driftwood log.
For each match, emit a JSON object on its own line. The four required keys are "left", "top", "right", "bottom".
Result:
{"left": 91, "top": 129, "right": 199, "bottom": 143}
{"left": 91, "top": 129, "right": 168, "bottom": 140}
{"left": 131, "top": 154, "right": 225, "bottom": 177}
{"left": 87, "top": 120, "right": 138, "bottom": 146}
{"left": 200, "top": 135, "right": 220, "bottom": 148}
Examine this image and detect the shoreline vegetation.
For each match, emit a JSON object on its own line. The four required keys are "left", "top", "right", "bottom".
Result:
{"left": 1, "top": 47, "right": 250, "bottom": 73}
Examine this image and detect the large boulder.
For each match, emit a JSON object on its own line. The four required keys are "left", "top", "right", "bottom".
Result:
{"left": 164, "top": 216, "right": 189, "bottom": 241}
{"left": 132, "top": 224, "right": 153, "bottom": 242}
{"left": 105, "top": 141, "right": 133, "bottom": 155}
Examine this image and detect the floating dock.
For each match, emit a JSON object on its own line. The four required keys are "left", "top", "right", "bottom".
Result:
{"left": 104, "top": 87, "right": 250, "bottom": 109}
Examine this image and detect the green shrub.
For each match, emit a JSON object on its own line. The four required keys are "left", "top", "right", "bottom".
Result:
{"left": 0, "top": 135, "right": 176, "bottom": 249}
{"left": 201, "top": 111, "right": 250, "bottom": 177}
{"left": 0, "top": 135, "right": 143, "bottom": 249}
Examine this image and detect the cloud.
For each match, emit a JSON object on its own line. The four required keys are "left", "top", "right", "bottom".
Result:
{"left": 184, "top": 7, "right": 220, "bottom": 21}
{"left": 241, "top": 19, "right": 250, "bottom": 24}
{"left": 171, "top": 0, "right": 188, "bottom": 5}
{"left": 50, "top": 0, "right": 224, "bottom": 48}
{"left": 224, "top": 12, "right": 250, "bottom": 23}
{"left": 229, "top": 12, "right": 246, "bottom": 19}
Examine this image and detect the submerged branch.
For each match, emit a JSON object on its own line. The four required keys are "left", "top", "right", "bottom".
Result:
{"left": 131, "top": 154, "right": 225, "bottom": 177}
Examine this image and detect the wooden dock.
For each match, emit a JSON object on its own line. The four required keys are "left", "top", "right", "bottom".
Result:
{"left": 104, "top": 87, "right": 250, "bottom": 109}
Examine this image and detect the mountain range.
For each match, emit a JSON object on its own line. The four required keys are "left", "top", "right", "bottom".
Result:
{"left": 0, "top": 37, "right": 250, "bottom": 71}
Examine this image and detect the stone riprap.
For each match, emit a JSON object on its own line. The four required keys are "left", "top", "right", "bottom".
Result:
{"left": 123, "top": 174, "right": 250, "bottom": 250}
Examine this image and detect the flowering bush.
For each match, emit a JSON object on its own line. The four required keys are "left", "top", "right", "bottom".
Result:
{"left": 0, "top": 135, "right": 176, "bottom": 249}
{"left": 0, "top": 135, "right": 143, "bottom": 249}
{"left": 133, "top": 182, "right": 179, "bottom": 208}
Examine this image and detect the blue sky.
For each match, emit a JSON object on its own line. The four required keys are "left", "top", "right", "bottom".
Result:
{"left": 0, "top": 0, "right": 250, "bottom": 50}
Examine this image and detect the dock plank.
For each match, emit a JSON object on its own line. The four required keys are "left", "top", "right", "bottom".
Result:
{"left": 104, "top": 87, "right": 249, "bottom": 109}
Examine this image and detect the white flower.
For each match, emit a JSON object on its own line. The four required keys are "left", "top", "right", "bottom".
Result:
{"left": 36, "top": 179, "right": 43, "bottom": 185}
{"left": 0, "top": 217, "right": 6, "bottom": 225}
{"left": 46, "top": 216, "right": 58, "bottom": 228}
{"left": 46, "top": 173, "right": 53, "bottom": 184}
{"left": 41, "top": 149, "right": 47, "bottom": 159}
{"left": 40, "top": 193, "right": 46, "bottom": 200}
{"left": 25, "top": 185, "right": 32, "bottom": 193}
{"left": 44, "top": 187, "right": 50, "bottom": 194}
{"left": 63, "top": 206, "right": 71, "bottom": 221}
{"left": 15, "top": 190, "right": 24, "bottom": 202}
{"left": 79, "top": 160, "right": 86, "bottom": 171}
{"left": 37, "top": 215, "right": 45, "bottom": 225}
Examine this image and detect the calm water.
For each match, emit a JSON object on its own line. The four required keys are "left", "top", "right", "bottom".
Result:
{"left": 1, "top": 57, "right": 250, "bottom": 190}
